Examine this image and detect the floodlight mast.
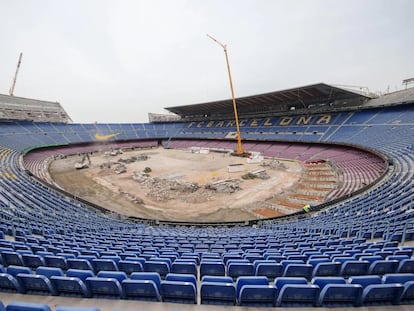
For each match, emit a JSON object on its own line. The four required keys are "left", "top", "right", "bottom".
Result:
{"left": 207, "top": 34, "right": 244, "bottom": 155}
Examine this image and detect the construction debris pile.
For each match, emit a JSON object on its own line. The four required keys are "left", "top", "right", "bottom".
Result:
{"left": 132, "top": 171, "right": 200, "bottom": 201}
{"left": 261, "top": 159, "right": 287, "bottom": 170}
{"left": 119, "top": 191, "right": 144, "bottom": 205}
{"left": 205, "top": 179, "right": 242, "bottom": 193}
{"left": 114, "top": 164, "right": 127, "bottom": 174}
{"left": 118, "top": 154, "right": 150, "bottom": 164}
{"left": 104, "top": 149, "right": 123, "bottom": 156}
{"left": 132, "top": 170, "right": 244, "bottom": 201}
{"left": 242, "top": 168, "right": 270, "bottom": 180}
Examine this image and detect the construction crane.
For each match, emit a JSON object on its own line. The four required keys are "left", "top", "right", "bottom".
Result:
{"left": 9, "top": 52, "right": 23, "bottom": 96}
{"left": 207, "top": 34, "right": 245, "bottom": 156}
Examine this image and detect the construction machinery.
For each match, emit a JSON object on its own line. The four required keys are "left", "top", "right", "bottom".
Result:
{"left": 9, "top": 52, "right": 23, "bottom": 96}
{"left": 207, "top": 34, "right": 246, "bottom": 156}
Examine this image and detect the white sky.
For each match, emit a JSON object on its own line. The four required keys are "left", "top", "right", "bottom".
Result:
{"left": 0, "top": 0, "right": 413, "bottom": 123}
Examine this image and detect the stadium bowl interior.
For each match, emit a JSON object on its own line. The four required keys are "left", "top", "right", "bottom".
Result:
{"left": 0, "top": 84, "right": 413, "bottom": 310}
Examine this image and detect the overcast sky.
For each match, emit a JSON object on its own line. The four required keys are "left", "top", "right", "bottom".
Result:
{"left": 0, "top": 0, "right": 413, "bottom": 123}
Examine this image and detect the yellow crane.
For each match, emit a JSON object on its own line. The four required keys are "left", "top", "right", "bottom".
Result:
{"left": 207, "top": 34, "right": 245, "bottom": 156}
{"left": 9, "top": 52, "right": 23, "bottom": 96}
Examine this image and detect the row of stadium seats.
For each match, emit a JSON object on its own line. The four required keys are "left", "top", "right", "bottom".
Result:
{"left": 2, "top": 261, "right": 414, "bottom": 306}
{"left": 0, "top": 105, "right": 412, "bottom": 153}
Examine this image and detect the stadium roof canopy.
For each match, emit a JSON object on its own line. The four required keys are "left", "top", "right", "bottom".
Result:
{"left": 165, "top": 83, "right": 371, "bottom": 120}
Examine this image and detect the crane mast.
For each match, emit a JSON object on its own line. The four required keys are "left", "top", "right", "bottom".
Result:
{"left": 207, "top": 34, "right": 245, "bottom": 156}
{"left": 9, "top": 52, "right": 23, "bottom": 96}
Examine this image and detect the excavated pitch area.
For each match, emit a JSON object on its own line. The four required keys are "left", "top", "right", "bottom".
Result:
{"left": 49, "top": 148, "right": 302, "bottom": 222}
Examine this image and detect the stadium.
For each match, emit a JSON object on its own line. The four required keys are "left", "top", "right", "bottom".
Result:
{"left": 0, "top": 80, "right": 413, "bottom": 311}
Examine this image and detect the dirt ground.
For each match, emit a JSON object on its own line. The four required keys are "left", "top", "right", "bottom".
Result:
{"left": 49, "top": 148, "right": 302, "bottom": 222}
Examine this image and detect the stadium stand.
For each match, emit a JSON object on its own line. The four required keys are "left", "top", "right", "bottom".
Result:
{"left": 0, "top": 85, "right": 413, "bottom": 310}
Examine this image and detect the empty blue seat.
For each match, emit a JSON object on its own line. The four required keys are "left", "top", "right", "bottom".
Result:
{"left": 201, "top": 275, "right": 233, "bottom": 283}
{"left": 200, "top": 262, "right": 225, "bottom": 278}
{"left": 44, "top": 255, "right": 67, "bottom": 270}
{"left": 318, "top": 284, "right": 363, "bottom": 307}
{"left": 1, "top": 251, "right": 24, "bottom": 266}
{"left": 331, "top": 256, "right": 353, "bottom": 264}
{"left": 36, "top": 266, "right": 64, "bottom": 278}
{"left": 96, "top": 271, "right": 127, "bottom": 283}
{"left": 144, "top": 261, "right": 170, "bottom": 279}
{"left": 277, "top": 284, "right": 320, "bottom": 307}
{"left": 118, "top": 260, "right": 143, "bottom": 275}
{"left": 85, "top": 276, "right": 124, "bottom": 299}
{"left": 16, "top": 273, "right": 56, "bottom": 295}
{"left": 368, "top": 260, "right": 399, "bottom": 275}
{"left": 66, "top": 269, "right": 94, "bottom": 282}
{"left": 67, "top": 259, "right": 93, "bottom": 271}
{"left": 222, "top": 254, "right": 242, "bottom": 264}
{"left": 180, "top": 254, "right": 199, "bottom": 264}
{"left": 175, "top": 258, "right": 197, "bottom": 265}
{"left": 227, "top": 262, "right": 254, "bottom": 279}
{"left": 383, "top": 273, "right": 414, "bottom": 284}
{"left": 398, "top": 259, "right": 414, "bottom": 273}
{"left": 340, "top": 260, "right": 370, "bottom": 277}
{"left": 283, "top": 264, "right": 313, "bottom": 280}
{"left": 359, "top": 255, "right": 383, "bottom": 264}
{"left": 362, "top": 283, "right": 404, "bottom": 305}
{"left": 36, "top": 251, "right": 54, "bottom": 258}
{"left": 395, "top": 250, "right": 413, "bottom": 257}
{"left": 0, "top": 273, "right": 22, "bottom": 293}
{"left": 56, "top": 253, "right": 77, "bottom": 260}
{"left": 79, "top": 253, "right": 99, "bottom": 259}
{"left": 287, "top": 254, "right": 307, "bottom": 261}
{"left": 22, "top": 254, "right": 45, "bottom": 269}
{"left": 401, "top": 281, "right": 414, "bottom": 304}
{"left": 308, "top": 258, "right": 330, "bottom": 267}
{"left": 387, "top": 255, "right": 409, "bottom": 261}
{"left": 274, "top": 276, "right": 307, "bottom": 290}
{"left": 165, "top": 273, "right": 197, "bottom": 289}
{"left": 266, "top": 255, "right": 287, "bottom": 262}
{"left": 311, "top": 276, "right": 346, "bottom": 289}
{"left": 238, "top": 285, "right": 277, "bottom": 307}
{"left": 236, "top": 276, "right": 269, "bottom": 297}
{"left": 200, "top": 281, "right": 236, "bottom": 305}
{"left": 312, "top": 262, "right": 341, "bottom": 277}
{"left": 6, "top": 301, "right": 51, "bottom": 311}
{"left": 161, "top": 280, "right": 197, "bottom": 304}
{"left": 101, "top": 255, "right": 121, "bottom": 264}
{"left": 122, "top": 279, "right": 161, "bottom": 301}
{"left": 6, "top": 265, "right": 31, "bottom": 277}
{"left": 50, "top": 276, "right": 90, "bottom": 297}
{"left": 92, "top": 259, "right": 118, "bottom": 272}
{"left": 171, "top": 262, "right": 197, "bottom": 277}
{"left": 349, "top": 275, "right": 382, "bottom": 288}
{"left": 124, "top": 257, "right": 146, "bottom": 266}
{"left": 280, "top": 260, "right": 304, "bottom": 269}
{"left": 254, "top": 262, "right": 283, "bottom": 280}
{"left": 130, "top": 272, "right": 161, "bottom": 292}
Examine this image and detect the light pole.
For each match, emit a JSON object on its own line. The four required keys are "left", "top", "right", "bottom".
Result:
{"left": 207, "top": 34, "right": 244, "bottom": 155}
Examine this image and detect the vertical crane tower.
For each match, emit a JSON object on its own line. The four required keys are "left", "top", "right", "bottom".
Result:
{"left": 9, "top": 52, "right": 23, "bottom": 96}
{"left": 207, "top": 34, "right": 245, "bottom": 156}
